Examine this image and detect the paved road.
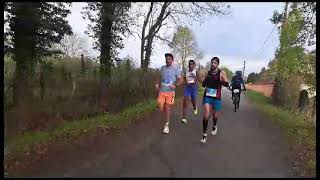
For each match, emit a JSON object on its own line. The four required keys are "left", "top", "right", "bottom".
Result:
{"left": 9, "top": 87, "right": 290, "bottom": 177}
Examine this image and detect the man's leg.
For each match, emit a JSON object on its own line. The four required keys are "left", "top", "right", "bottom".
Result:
{"left": 157, "top": 92, "right": 165, "bottom": 112}
{"left": 191, "top": 98, "right": 197, "bottom": 110}
{"left": 158, "top": 92, "right": 168, "bottom": 133}
{"left": 191, "top": 87, "right": 197, "bottom": 110}
{"left": 163, "top": 92, "right": 175, "bottom": 134}
{"left": 202, "top": 104, "right": 211, "bottom": 133}
{"left": 182, "top": 86, "right": 190, "bottom": 123}
{"left": 201, "top": 98, "right": 211, "bottom": 143}
{"left": 211, "top": 100, "right": 221, "bottom": 135}
{"left": 191, "top": 85, "right": 198, "bottom": 115}
{"left": 182, "top": 96, "right": 189, "bottom": 119}
{"left": 165, "top": 103, "right": 171, "bottom": 124}
{"left": 212, "top": 111, "right": 219, "bottom": 127}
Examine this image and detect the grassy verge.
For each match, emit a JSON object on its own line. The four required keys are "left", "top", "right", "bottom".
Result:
{"left": 5, "top": 99, "right": 158, "bottom": 158}
{"left": 5, "top": 94, "right": 185, "bottom": 168}
{"left": 245, "top": 90, "right": 316, "bottom": 177}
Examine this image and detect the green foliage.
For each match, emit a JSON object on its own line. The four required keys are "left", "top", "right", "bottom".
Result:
{"left": 270, "top": 10, "right": 283, "bottom": 25}
{"left": 220, "top": 66, "right": 234, "bottom": 80}
{"left": 246, "top": 72, "right": 259, "bottom": 83}
{"left": 4, "top": 54, "right": 15, "bottom": 109}
{"left": 269, "top": 5, "right": 315, "bottom": 109}
{"left": 4, "top": 2, "right": 73, "bottom": 106}
{"left": 298, "top": 51, "right": 316, "bottom": 93}
{"left": 270, "top": 2, "right": 316, "bottom": 47}
{"left": 170, "top": 25, "right": 202, "bottom": 73}
{"left": 5, "top": 2, "right": 73, "bottom": 57}
{"left": 4, "top": 56, "right": 164, "bottom": 144}
{"left": 82, "top": 2, "right": 132, "bottom": 61}
{"left": 6, "top": 99, "right": 158, "bottom": 155}
{"left": 257, "top": 68, "right": 276, "bottom": 83}
{"left": 246, "top": 90, "right": 315, "bottom": 176}
{"left": 276, "top": 9, "right": 304, "bottom": 78}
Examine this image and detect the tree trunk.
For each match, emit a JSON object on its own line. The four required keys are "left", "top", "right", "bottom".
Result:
{"left": 40, "top": 64, "right": 45, "bottom": 101}
{"left": 140, "top": 2, "right": 154, "bottom": 71}
{"left": 141, "top": 2, "right": 169, "bottom": 71}
{"left": 12, "top": 3, "right": 40, "bottom": 106}
{"left": 99, "top": 3, "right": 115, "bottom": 107}
{"left": 283, "top": 2, "right": 289, "bottom": 20}
{"left": 81, "top": 54, "right": 85, "bottom": 75}
{"left": 140, "top": 38, "right": 145, "bottom": 69}
{"left": 182, "top": 42, "right": 187, "bottom": 74}
{"left": 143, "top": 34, "right": 154, "bottom": 70}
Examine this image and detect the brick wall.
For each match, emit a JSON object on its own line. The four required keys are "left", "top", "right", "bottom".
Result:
{"left": 245, "top": 83, "right": 275, "bottom": 97}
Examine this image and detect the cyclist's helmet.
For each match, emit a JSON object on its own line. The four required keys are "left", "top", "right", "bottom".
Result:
{"left": 235, "top": 71, "right": 242, "bottom": 76}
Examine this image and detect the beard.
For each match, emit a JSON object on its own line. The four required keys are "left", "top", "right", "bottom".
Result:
{"left": 211, "top": 66, "right": 219, "bottom": 74}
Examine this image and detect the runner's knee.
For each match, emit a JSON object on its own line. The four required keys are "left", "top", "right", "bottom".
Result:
{"left": 165, "top": 104, "right": 171, "bottom": 111}
{"left": 203, "top": 110, "right": 210, "bottom": 119}
{"left": 212, "top": 111, "right": 219, "bottom": 118}
{"left": 158, "top": 103, "right": 165, "bottom": 112}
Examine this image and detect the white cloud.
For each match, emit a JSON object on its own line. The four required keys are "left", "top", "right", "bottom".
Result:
{"left": 66, "top": 2, "right": 282, "bottom": 72}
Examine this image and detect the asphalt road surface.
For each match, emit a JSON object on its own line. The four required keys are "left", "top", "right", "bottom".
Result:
{"left": 8, "top": 87, "right": 290, "bottom": 178}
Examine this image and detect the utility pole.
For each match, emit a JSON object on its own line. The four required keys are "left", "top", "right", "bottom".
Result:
{"left": 242, "top": 60, "right": 246, "bottom": 78}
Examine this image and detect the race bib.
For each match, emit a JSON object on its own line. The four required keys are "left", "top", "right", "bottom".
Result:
{"left": 186, "top": 71, "right": 196, "bottom": 84}
{"left": 161, "top": 82, "right": 170, "bottom": 86}
{"left": 161, "top": 80, "right": 173, "bottom": 87}
{"left": 187, "top": 79, "right": 195, "bottom": 84}
{"left": 206, "top": 88, "right": 217, "bottom": 97}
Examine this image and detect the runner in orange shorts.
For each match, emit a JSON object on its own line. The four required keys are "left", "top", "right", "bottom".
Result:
{"left": 155, "top": 53, "right": 183, "bottom": 134}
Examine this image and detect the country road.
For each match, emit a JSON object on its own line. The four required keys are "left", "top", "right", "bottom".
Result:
{"left": 8, "top": 87, "right": 291, "bottom": 178}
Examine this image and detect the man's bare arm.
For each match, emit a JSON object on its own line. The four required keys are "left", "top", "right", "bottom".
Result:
{"left": 220, "top": 70, "right": 229, "bottom": 87}
{"left": 155, "top": 76, "right": 161, "bottom": 91}
{"left": 176, "top": 76, "right": 184, "bottom": 86}
{"left": 196, "top": 70, "right": 202, "bottom": 82}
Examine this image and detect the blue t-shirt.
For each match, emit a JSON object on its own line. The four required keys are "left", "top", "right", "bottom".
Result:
{"left": 160, "top": 65, "right": 182, "bottom": 92}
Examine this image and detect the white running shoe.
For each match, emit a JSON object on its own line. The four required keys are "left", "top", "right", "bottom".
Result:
{"left": 200, "top": 133, "right": 207, "bottom": 143}
{"left": 163, "top": 124, "right": 169, "bottom": 134}
{"left": 211, "top": 126, "right": 217, "bottom": 135}
{"left": 194, "top": 108, "right": 198, "bottom": 115}
{"left": 181, "top": 118, "right": 187, "bottom": 124}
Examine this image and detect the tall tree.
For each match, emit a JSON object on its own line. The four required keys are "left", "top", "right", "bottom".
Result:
{"left": 246, "top": 72, "right": 259, "bottom": 83}
{"left": 130, "top": 2, "right": 230, "bottom": 71}
{"left": 5, "top": 2, "right": 72, "bottom": 105}
{"left": 52, "top": 33, "right": 89, "bottom": 58}
{"left": 169, "top": 26, "right": 202, "bottom": 73}
{"left": 270, "top": 2, "right": 314, "bottom": 106}
{"left": 82, "top": 2, "right": 132, "bottom": 102}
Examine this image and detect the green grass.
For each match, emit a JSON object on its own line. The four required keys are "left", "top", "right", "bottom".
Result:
{"left": 5, "top": 99, "right": 158, "bottom": 156}
{"left": 245, "top": 90, "right": 316, "bottom": 176}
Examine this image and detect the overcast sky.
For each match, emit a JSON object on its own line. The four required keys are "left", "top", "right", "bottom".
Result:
{"left": 67, "top": 2, "right": 284, "bottom": 77}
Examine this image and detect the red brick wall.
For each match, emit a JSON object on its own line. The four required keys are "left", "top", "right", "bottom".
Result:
{"left": 245, "top": 83, "right": 275, "bottom": 97}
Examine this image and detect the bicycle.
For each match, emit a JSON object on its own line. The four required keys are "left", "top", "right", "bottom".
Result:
{"left": 229, "top": 86, "right": 245, "bottom": 112}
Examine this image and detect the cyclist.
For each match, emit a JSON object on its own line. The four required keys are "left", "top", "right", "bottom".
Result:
{"left": 230, "top": 71, "right": 246, "bottom": 102}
